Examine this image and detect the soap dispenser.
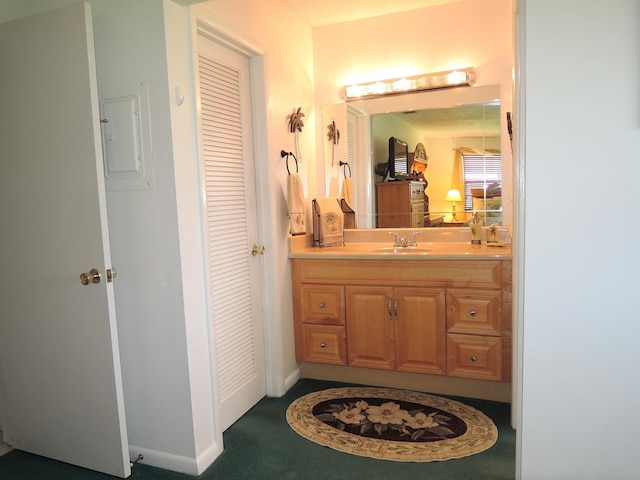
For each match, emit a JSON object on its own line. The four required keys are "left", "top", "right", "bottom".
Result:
{"left": 470, "top": 213, "right": 482, "bottom": 246}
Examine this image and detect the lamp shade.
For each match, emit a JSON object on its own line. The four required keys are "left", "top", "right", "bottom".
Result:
{"left": 445, "top": 189, "right": 462, "bottom": 202}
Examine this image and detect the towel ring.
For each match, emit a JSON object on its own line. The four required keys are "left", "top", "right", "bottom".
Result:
{"left": 281, "top": 150, "right": 298, "bottom": 175}
{"left": 339, "top": 161, "right": 351, "bottom": 178}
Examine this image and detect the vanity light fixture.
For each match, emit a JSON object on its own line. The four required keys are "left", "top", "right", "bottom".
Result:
{"left": 342, "top": 68, "right": 475, "bottom": 101}
{"left": 445, "top": 189, "right": 462, "bottom": 221}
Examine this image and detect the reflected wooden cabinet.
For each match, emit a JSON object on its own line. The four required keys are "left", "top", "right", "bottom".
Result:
{"left": 376, "top": 180, "right": 425, "bottom": 228}
{"left": 291, "top": 258, "right": 512, "bottom": 383}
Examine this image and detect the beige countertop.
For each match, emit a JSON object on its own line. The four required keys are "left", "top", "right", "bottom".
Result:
{"left": 288, "top": 241, "right": 511, "bottom": 260}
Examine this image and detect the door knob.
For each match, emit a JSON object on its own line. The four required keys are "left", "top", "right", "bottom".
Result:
{"left": 80, "top": 268, "right": 101, "bottom": 285}
{"left": 251, "top": 244, "right": 266, "bottom": 256}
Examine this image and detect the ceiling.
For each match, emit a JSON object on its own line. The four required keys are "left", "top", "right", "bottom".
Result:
{"left": 386, "top": 103, "right": 501, "bottom": 137}
{"left": 279, "top": 0, "right": 461, "bottom": 27}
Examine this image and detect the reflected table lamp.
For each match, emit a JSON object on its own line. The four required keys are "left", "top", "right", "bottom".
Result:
{"left": 445, "top": 189, "right": 462, "bottom": 221}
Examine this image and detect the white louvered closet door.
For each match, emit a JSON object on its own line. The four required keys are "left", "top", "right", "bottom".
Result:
{"left": 197, "top": 35, "right": 266, "bottom": 431}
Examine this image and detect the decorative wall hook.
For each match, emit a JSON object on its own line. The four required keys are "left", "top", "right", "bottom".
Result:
{"left": 288, "top": 107, "right": 305, "bottom": 164}
{"left": 327, "top": 121, "right": 340, "bottom": 145}
{"left": 288, "top": 107, "right": 305, "bottom": 133}
{"left": 506, "top": 112, "right": 513, "bottom": 153}
{"left": 328, "top": 120, "right": 341, "bottom": 168}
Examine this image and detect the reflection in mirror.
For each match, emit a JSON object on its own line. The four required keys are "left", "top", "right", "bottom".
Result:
{"left": 340, "top": 85, "right": 507, "bottom": 229}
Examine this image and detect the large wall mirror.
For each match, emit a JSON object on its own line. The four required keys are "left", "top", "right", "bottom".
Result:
{"left": 324, "top": 84, "right": 509, "bottom": 229}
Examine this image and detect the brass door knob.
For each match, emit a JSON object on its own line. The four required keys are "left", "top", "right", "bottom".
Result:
{"left": 251, "top": 244, "right": 266, "bottom": 256}
{"left": 80, "top": 268, "right": 101, "bottom": 285}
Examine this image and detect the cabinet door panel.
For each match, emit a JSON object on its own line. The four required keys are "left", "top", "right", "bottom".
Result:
{"left": 395, "top": 287, "right": 446, "bottom": 375}
{"left": 346, "top": 286, "right": 395, "bottom": 369}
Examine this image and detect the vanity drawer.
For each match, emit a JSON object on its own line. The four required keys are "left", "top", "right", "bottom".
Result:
{"left": 446, "top": 289, "right": 501, "bottom": 336}
{"left": 447, "top": 333, "right": 502, "bottom": 381}
{"left": 301, "top": 325, "right": 347, "bottom": 365}
{"left": 301, "top": 284, "right": 345, "bottom": 325}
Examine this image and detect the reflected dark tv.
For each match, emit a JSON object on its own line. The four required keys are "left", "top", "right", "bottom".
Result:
{"left": 388, "top": 136, "right": 409, "bottom": 180}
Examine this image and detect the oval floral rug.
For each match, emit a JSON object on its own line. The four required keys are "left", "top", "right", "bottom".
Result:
{"left": 286, "top": 386, "right": 498, "bottom": 462}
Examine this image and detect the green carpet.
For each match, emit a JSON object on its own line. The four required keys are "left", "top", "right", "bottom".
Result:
{"left": 0, "top": 379, "right": 515, "bottom": 479}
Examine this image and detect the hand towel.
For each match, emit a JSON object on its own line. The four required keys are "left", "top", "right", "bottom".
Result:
{"left": 340, "top": 198, "right": 356, "bottom": 230}
{"left": 340, "top": 177, "right": 354, "bottom": 207}
{"left": 312, "top": 197, "right": 344, "bottom": 247}
{"left": 287, "top": 173, "right": 306, "bottom": 235}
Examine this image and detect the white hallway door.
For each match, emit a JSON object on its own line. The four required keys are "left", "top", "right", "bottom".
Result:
{"left": 0, "top": 4, "right": 130, "bottom": 478}
{"left": 197, "top": 33, "right": 267, "bottom": 431}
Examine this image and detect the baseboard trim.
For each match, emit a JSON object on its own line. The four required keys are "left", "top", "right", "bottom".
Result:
{"left": 128, "top": 440, "right": 222, "bottom": 476}
{"left": 194, "top": 441, "right": 223, "bottom": 475}
{"left": 300, "top": 363, "right": 512, "bottom": 403}
{"left": 284, "top": 367, "right": 300, "bottom": 393}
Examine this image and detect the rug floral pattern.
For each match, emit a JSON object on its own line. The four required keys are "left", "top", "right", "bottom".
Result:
{"left": 286, "top": 387, "right": 498, "bottom": 462}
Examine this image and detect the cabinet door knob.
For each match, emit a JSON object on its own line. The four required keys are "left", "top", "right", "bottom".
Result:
{"left": 469, "top": 310, "right": 477, "bottom": 317}
{"left": 320, "top": 343, "right": 326, "bottom": 348}
{"left": 318, "top": 303, "right": 324, "bottom": 309}
{"left": 471, "top": 355, "right": 478, "bottom": 362}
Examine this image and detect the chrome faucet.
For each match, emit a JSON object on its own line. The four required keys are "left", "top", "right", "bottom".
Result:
{"left": 388, "top": 231, "right": 422, "bottom": 247}
{"left": 388, "top": 231, "right": 406, "bottom": 247}
{"left": 407, "top": 231, "right": 422, "bottom": 247}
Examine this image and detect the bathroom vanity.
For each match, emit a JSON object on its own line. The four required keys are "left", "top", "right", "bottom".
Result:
{"left": 289, "top": 229, "right": 512, "bottom": 399}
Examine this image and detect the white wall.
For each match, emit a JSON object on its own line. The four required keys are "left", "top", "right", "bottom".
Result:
{"left": 188, "top": 0, "right": 316, "bottom": 401}
{"left": 518, "top": 0, "right": 640, "bottom": 478}
{"left": 95, "top": 0, "right": 317, "bottom": 471}
{"left": 162, "top": 0, "right": 220, "bottom": 472}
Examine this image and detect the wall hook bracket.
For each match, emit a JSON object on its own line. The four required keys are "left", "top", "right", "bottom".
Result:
{"left": 175, "top": 87, "right": 185, "bottom": 106}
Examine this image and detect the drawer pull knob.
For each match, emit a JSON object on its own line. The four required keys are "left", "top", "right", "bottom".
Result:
{"left": 469, "top": 310, "right": 477, "bottom": 317}
{"left": 319, "top": 303, "right": 325, "bottom": 309}
{"left": 471, "top": 355, "right": 478, "bottom": 362}
{"left": 320, "top": 343, "right": 326, "bottom": 348}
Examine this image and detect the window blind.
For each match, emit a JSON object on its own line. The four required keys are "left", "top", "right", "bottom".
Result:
{"left": 462, "top": 154, "right": 502, "bottom": 210}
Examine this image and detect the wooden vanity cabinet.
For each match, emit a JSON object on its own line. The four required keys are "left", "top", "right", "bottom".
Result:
{"left": 345, "top": 285, "right": 395, "bottom": 370}
{"left": 346, "top": 286, "right": 446, "bottom": 375}
{"left": 291, "top": 258, "right": 512, "bottom": 383}
{"left": 446, "top": 289, "right": 503, "bottom": 381}
{"left": 299, "top": 285, "right": 347, "bottom": 365}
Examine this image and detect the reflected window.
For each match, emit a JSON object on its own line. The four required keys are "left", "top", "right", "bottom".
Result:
{"left": 462, "top": 153, "right": 502, "bottom": 211}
